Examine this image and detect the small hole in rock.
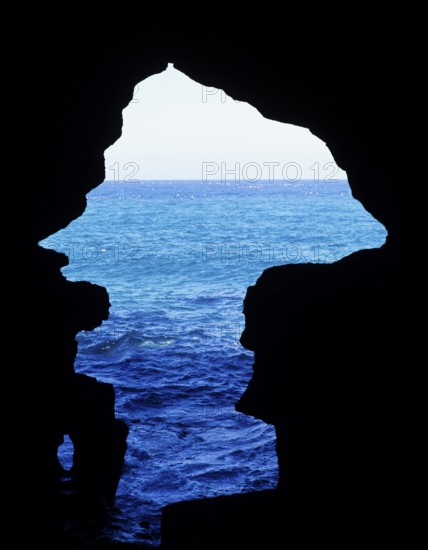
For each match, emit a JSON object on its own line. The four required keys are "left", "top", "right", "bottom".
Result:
{"left": 57, "top": 434, "right": 74, "bottom": 472}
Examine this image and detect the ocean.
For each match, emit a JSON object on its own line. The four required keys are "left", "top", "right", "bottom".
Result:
{"left": 40, "top": 179, "right": 387, "bottom": 545}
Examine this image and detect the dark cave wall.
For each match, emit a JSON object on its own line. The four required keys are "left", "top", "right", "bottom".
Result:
{"left": 13, "top": 8, "right": 407, "bottom": 543}
{"left": 237, "top": 249, "right": 405, "bottom": 501}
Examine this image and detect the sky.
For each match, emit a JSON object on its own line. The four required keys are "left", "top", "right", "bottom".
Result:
{"left": 104, "top": 64, "right": 347, "bottom": 182}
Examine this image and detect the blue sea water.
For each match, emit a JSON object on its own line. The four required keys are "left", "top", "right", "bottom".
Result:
{"left": 41, "top": 179, "right": 387, "bottom": 545}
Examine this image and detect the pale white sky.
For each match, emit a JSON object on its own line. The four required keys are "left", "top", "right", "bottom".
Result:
{"left": 104, "top": 64, "right": 347, "bottom": 182}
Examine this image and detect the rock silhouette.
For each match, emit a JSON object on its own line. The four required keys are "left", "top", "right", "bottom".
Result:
{"left": 12, "top": 8, "right": 407, "bottom": 548}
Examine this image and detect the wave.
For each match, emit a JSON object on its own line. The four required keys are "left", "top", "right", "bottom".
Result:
{"left": 42, "top": 179, "right": 388, "bottom": 544}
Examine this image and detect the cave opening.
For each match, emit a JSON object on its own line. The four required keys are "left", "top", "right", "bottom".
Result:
{"left": 39, "top": 64, "right": 387, "bottom": 543}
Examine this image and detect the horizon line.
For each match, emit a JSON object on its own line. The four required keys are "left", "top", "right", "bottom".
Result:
{"left": 100, "top": 178, "right": 349, "bottom": 183}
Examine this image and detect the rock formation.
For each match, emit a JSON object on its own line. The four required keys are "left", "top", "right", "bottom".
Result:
{"left": 12, "top": 7, "right": 407, "bottom": 548}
